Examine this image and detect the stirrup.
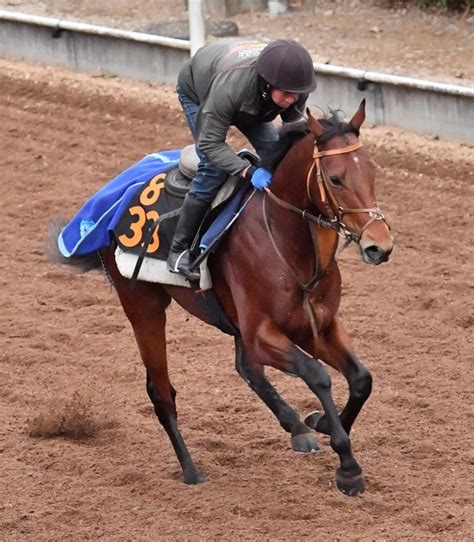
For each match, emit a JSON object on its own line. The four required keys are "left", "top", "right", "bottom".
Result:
{"left": 168, "top": 250, "right": 200, "bottom": 281}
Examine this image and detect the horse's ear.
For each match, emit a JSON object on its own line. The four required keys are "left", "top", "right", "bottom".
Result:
{"left": 349, "top": 99, "right": 366, "bottom": 131}
{"left": 306, "top": 107, "right": 325, "bottom": 138}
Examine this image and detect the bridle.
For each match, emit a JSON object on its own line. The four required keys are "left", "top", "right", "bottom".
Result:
{"left": 264, "top": 138, "right": 390, "bottom": 252}
{"left": 307, "top": 141, "right": 389, "bottom": 245}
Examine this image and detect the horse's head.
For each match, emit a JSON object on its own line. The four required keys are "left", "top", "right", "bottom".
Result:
{"left": 302, "top": 101, "right": 393, "bottom": 265}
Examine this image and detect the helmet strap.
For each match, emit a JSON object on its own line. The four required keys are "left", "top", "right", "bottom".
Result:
{"left": 258, "top": 76, "right": 272, "bottom": 102}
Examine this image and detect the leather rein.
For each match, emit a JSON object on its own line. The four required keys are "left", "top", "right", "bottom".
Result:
{"left": 262, "top": 139, "right": 390, "bottom": 288}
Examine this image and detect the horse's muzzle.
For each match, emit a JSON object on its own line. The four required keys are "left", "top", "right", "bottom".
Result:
{"left": 360, "top": 243, "right": 393, "bottom": 265}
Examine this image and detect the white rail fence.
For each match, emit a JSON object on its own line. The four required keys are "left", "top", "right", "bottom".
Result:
{"left": 0, "top": 10, "right": 472, "bottom": 141}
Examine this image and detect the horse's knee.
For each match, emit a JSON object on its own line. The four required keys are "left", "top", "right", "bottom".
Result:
{"left": 235, "top": 341, "right": 263, "bottom": 387}
{"left": 293, "top": 349, "right": 331, "bottom": 391}
{"left": 235, "top": 337, "right": 251, "bottom": 378}
{"left": 351, "top": 367, "right": 372, "bottom": 400}
{"left": 146, "top": 373, "right": 157, "bottom": 403}
{"left": 170, "top": 385, "right": 177, "bottom": 403}
{"left": 235, "top": 356, "right": 248, "bottom": 380}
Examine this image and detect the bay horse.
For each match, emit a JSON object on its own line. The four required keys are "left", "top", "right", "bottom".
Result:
{"left": 49, "top": 100, "right": 393, "bottom": 496}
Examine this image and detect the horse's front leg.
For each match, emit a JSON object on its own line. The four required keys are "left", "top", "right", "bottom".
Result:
{"left": 304, "top": 317, "right": 372, "bottom": 437}
{"left": 234, "top": 336, "right": 320, "bottom": 454}
{"left": 247, "top": 321, "right": 364, "bottom": 496}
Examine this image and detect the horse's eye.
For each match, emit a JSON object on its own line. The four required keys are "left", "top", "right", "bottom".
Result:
{"left": 330, "top": 176, "right": 343, "bottom": 187}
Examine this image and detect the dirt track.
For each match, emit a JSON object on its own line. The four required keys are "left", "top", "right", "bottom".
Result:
{"left": 1, "top": 57, "right": 473, "bottom": 540}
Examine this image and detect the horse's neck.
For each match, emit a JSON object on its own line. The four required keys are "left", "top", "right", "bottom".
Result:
{"left": 263, "top": 194, "right": 339, "bottom": 285}
{"left": 267, "top": 138, "right": 339, "bottom": 280}
{"left": 271, "top": 143, "right": 312, "bottom": 209}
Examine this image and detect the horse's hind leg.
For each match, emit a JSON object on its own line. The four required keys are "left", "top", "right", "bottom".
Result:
{"left": 114, "top": 278, "right": 205, "bottom": 485}
{"left": 145, "top": 367, "right": 205, "bottom": 485}
{"left": 235, "top": 336, "right": 320, "bottom": 453}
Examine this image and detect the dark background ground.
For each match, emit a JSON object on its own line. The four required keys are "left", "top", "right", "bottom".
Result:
{"left": 0, "top": 0, "right": 473, "bottom": 86}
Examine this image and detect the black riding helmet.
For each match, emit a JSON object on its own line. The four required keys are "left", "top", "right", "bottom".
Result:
{"left": 256, "top": 39, "right": 317, "bottom": 94}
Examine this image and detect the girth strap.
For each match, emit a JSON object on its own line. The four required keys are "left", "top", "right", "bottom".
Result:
{"left": 129, "top": 207, "right": 182, "bottom": 289}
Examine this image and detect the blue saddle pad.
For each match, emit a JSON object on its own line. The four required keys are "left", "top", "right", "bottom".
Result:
{"left": 59, "top": 148, "right": 249, "bottom": 263}
{"left": 199, "top": 184, "right": 248, "bottom": 250}
{"left": 58, "top": 151, "right": 180, "bottom": 257}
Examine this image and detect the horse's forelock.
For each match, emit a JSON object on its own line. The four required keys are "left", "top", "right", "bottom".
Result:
{"left": 316, "top": 110, "right": 359, "bottom": 146}
{"left": 259, "top": 110, "right": 360, "bottom": 172}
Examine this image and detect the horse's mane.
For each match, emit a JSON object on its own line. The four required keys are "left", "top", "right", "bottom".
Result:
{"left": 260, "top": 109, "right": 359, "bottom": 173}
{"left": 317, "top": 109, "right": 360, "bottom": 145}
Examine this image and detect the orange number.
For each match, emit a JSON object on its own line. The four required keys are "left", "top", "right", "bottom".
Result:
{"left": 118, "top": 206, "right": 146, "bottom": 247}
{"left": 145, "top": 210, "right": 160, "bottom": 253}
{"left": 140, "top": 175, "right": 165, "bottom": 206}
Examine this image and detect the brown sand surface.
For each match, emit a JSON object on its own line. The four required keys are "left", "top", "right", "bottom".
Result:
{"left": 0, "top": 40, "right": 473, "bottom": 542}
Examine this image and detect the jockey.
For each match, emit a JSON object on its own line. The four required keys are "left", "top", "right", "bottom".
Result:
{"left": 167, "top": 39, "right": 317, "bottom": 280}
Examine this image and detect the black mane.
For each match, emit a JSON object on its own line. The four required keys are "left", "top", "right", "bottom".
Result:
{"left": 260, "top": 109, "right": 359, "bottom": 173}
{"left": 317, "top": 109, "right": 359, "bottom": 146}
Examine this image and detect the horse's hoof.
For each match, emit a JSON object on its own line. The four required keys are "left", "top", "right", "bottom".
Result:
{"left": 184, "top": 470, "right": 207, "bottom": 485}
{"left": 291, "top": 432, "right": 321, "bottom": 454}
{"left": 304, "top": 410, "right": 326, "bottom": 432}
{"left": 335, "top": 469, "right": 365, "bottom": 497}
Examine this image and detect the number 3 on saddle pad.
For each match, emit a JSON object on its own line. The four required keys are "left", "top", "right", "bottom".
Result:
{"left": 116, "top": 173, "right": 166, "bottom": 254}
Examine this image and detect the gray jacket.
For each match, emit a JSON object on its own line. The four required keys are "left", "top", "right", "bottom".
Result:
{"left": 177, "top": 40, "right": 308, "bottom": 175}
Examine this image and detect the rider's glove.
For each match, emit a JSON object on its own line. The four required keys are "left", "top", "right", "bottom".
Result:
{"left": 244, "top": 166, "right": 272, "bottom": 190}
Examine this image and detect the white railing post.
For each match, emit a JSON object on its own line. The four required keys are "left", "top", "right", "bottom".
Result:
{"left": 188, "top": 0, "right": 206, "bottom": 56}
{"left": 268, "top": 0, "right": 288, "bottom": 17}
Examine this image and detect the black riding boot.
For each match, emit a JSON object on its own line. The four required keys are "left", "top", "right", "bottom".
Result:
{"left": 167, "top": 196, "right": 209, "bottom": 281}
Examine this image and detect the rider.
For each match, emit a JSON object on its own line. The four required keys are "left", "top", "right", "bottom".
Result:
{"left": 167, "top": 39, "right": 317, "bottom": 280}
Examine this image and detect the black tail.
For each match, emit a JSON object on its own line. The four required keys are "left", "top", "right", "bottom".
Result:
{"left": 45, "top": 218, "right": 101, "bottom": 273}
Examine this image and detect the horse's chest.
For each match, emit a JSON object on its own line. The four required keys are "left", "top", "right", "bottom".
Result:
{"left": 280, "top": 298, "right": 334, "bottom": 339}
{"left": 309, "top": 300, "right": 334, "bottom": 332}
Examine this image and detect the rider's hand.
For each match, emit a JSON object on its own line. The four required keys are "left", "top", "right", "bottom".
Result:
{"left": 242, "top": 166, "right": 272, "bottom": 190}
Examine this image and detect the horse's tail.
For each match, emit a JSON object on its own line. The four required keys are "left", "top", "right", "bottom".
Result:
{"left": 45, "top": 218, "right": 102, "bottom": 273}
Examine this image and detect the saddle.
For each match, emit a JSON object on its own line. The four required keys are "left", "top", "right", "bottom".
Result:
{"left": 113, "top": 145, "right": 259, "bottom": 289}
{"left": 164, "top": 144, "right": 258, "bottom": 208}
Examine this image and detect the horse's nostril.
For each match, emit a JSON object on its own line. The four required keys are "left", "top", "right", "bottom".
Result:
{"left": 363, "top": 245, "right": 389, "bottom": 264}
{"left": 365, "top": 246, "right": 382, "bottom": 256}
